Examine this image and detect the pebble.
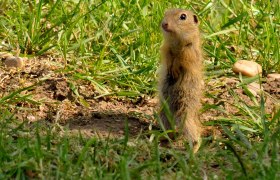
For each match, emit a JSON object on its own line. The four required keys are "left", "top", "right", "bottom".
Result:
{"left": 27, "top": 115, "right": 36, "bottom": 122}
{"left": 232, "top": 60, "right": 262, "bottom": 77}
{"left": 247, "top": 82, "right": 262, "bottom": 96}
{"left": 4, "top": 56, "right": 24, "bottom": 68}
{"left": 267, "top": 73, "right": 280, "bottom": 80}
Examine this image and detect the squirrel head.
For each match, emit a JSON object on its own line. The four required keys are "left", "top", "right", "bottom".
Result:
{"left": 161, "top": 9, "right": 200, "bottom": 46}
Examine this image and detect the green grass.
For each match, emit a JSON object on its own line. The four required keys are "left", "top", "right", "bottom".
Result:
{"left": 0, "top": 0, "right": 280, "bottom": 179}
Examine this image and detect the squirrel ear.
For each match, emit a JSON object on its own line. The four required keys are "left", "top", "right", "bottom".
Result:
{"left": 193, "top": 15, "right": 199, "bottom": 24}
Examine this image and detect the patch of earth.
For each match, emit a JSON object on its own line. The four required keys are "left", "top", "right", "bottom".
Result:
{"left": 201, "top": 76, "right": 279, "bottom": 122}
{"left": 0, "top": 55, "right": 279, "bottom": 139}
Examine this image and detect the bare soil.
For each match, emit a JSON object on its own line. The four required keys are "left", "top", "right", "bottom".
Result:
{"left": 1, "top": 55, "right": 279, "bottom": 138}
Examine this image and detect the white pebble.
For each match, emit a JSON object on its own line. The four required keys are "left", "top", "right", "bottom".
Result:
{"left": 232, "top": 60, "right": 262, "bottom": 77}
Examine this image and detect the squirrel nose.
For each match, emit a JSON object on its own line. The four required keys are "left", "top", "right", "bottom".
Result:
{"left": 161, "top": 22, "right": 168, "bottom": 30}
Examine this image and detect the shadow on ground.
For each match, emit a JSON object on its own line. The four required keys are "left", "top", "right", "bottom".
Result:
{"left": 67, "top": 110, "right": 152, "bottom": 138}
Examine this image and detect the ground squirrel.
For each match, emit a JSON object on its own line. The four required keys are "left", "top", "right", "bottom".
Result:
{"left": 158, "top": 9, "right": 203, "bottom": 150}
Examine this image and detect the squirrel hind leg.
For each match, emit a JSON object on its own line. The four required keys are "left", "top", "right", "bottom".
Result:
{"left": 183, "top": 118, "right": 202, "bottom": 152}
{"left": 159, "top": 111, "right": 179, "bottom": 140}
{"left": 159, "top": 111, "right": 172, "bottom": 130}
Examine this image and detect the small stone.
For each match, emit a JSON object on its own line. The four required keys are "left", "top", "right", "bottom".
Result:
{"left": 27, "top": 115, "right": 36, "bottom": 122}
{"left": 247, "top": 82, "right": 262, "bottom": 96}
{"left": 4, "top": 56, "right": 24, "bottom": 68}
{"left": 224, "top": 77, "right": 239, "bottom": 85}
{"left": 267, "top": 73, "right": 280, "bottom": 80}
{"left": 232, "top": 60, "right": 262, "bottom": 77}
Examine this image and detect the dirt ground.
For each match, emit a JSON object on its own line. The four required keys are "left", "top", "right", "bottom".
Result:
{"left": 1, "top": 55, "right": 279, "bottom": 138}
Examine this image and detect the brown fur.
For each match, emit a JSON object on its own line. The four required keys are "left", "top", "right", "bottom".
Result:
{"left": 158, "top": 9, "right": 203, "bottom": 150}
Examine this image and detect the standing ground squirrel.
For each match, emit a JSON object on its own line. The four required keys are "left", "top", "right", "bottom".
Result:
{"left": 158, "top": 9, "right": 203, "bottom": 150}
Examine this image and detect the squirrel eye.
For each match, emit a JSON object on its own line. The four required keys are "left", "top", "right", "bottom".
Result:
{"left": 179, "top": 13, "right": 187, "bottom": 20}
